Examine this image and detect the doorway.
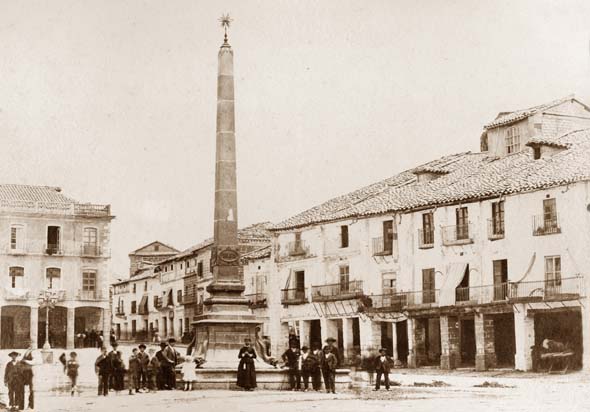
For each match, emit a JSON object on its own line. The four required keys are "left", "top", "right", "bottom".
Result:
{"left": 493, "top": 313, "right": 515, "bottom": 367}
{"left": 310, "top": 320, "right": 321, "bottom": 348}
{"left": 396, "top": 320, "right": 409, "bottom": 364}
{"left": 460, "top": 318, "right": 476, "bottom": 366}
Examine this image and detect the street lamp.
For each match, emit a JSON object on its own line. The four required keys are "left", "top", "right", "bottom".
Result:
{"left": 38, "top": 289, "right": 59, "bottom": 362}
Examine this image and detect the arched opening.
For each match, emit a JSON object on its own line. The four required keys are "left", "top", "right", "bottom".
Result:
{"left": 1, "top": 305, "right": 31, "bottom": 349}
{"left": 38, "top": 306, "right": 67, "bottom": 348}
{"left": 74, "top": 306, "right": 103, "bottom": 348}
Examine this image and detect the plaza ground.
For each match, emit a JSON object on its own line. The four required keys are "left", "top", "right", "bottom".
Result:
{"left": 1, "top": 346, "right": 590, "bottom": 411}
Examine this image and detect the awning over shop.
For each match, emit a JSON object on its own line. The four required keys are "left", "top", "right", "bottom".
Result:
{"left": 439, "top": 262, "right": 468, "bottom": 306}
{"left": 138, "top": 295, "right": 149, "bottom": 315}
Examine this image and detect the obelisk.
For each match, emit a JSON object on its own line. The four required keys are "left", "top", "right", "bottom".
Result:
{"left": 193, "top": 14, "right": 258, "bottom": 366}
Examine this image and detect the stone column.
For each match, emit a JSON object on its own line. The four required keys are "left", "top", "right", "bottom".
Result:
{"left": 514, "top": 305, "right": 534, "bottom": 371}
{"left": 299, "top": 320, "right": 311, "bottom": 348}
{"left": 103, "top": 307, "right": 111, "bottom": 338}
{"left": 407, "top": 318, "right": 417, "bottom": 368}
{"left": 341, "top": 318, "right": 354, "bottom": 360}
{"left": 30, "top": 305, "right": 39, "bottom": 349}
{"left": 475, "top": 314, "right": 497, "bottom": 371}
{"left": 66, "top": 307, "right": 75, "bottom": 349}
{"left": 321, "top": 318, "right": 338, "bottom": 345}
{"left": 413, "top": 318, "right": 428, "bottom": 367}
{"left": 358, "top": 318, "right": 381, "bottom": 358}
{"left": 391, "top": 321, "right": 399, "bottom": 361}
{"left": 440, "top": 316, "right": 461, "bottom": 369}
{"left": 583, "top": 302, "right": 590, "bottom": 371}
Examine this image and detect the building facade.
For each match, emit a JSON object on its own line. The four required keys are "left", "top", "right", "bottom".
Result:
{"left": 0, "top": 185, "right": 114, "bottom": 349}
{"left": 267, "top": 96, "right": 590, "bottom": 371}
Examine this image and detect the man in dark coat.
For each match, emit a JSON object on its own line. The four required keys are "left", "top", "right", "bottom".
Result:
{"left": 322, "top": 338, "right": 340, "bottom": 367}
{"left": 4, "top": 351, "right": 24, "bottom": 410}
{"left": 147, "top": 348, "right": 159, "bottom": 392}
{"left": 282, "top": 345, "right": 301, "bottom": 391}
{"left": 95, "top": 347, "right": 111, "bottom": 396}
{"left": 107, "top": 342, "right": 120, "bottom": 390}
{"left": 19, "top": 348, "right": 34, "bottom": 409}
{"left": 373, "top": 348, "right": 393, "bottom": 391}
{"left": 137, "top": 344, "right": 150, "bottom": 391}
{"left": 237, "top": 338, "right": 257, "bottom": 391}
{"left": 300, "top": 346, "right": 319, "bottom": 391}
{"left": 311, "top": 343, "right": 324, "bottom": 391}
{"left": 162, "top": 338, "right": 179, "bottom": 389}
{"left": 323, "top": 347, "right": 337, "bottom": 394}
{"left": 155, "top": 342, "right": 167, "bottom": 390}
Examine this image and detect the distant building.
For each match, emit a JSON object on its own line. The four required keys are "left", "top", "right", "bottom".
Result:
{"left": 0, "top": 184, "right": 114, "bottom": 349}
{"left": 128, "top": 241, "right": 179, "bottom": 276}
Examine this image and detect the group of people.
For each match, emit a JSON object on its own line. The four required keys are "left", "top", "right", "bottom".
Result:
{"left": 74, "top": 329, "right": 105, "bottom": 349}
{"left": 92, "top": 338, "right": 202, "bottom": 396}
{"left": 3, "top": 350, "right": 35, "bottom": 411}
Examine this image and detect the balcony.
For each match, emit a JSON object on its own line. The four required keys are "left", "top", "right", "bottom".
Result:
{"left": 44, "top": 244, "right": 64, "bottom": 256}
{"left": 508, "top": 276, "right": 583, "bottom": 302}
{"left": 281, "top": 288, "right": 307, "bottom": 305}
{"left": 3, "top": 287, "right": 30, "bottom": 301}
{"left": 532, "top": 215, "right": 561, "bottom": 236}
{"left": 366, "top": 289, "right": 438, "bottom": 312}
{"left": 441, "top": 224, "right": 473, "bottom": 246}
{"left": 246, "top": 293, "right": 268, "bottom": 309}
{"left": 38, "top": 289, "right": 67, "bottom": 301}
{"left": 487, "top": 219, "right": 505, "bottom": 240}
{"left": 287, "top": 240, "right": 310, "bottom": 257}
{"left": 183, "top": 291, "right": 199, "bottom": 305}
{"left": 311, "top": 280, "right": 364, "bottom": 302}
{"left": 80, "top": 244, "right": 103, "bottom": 257}
{"left": 154, "top": 297, "right": 164, "bottom": 310}
{"left": 372, "top": 237, "right": 393, "bottom": 256}
{"left": 76, "top": 290, "right": 104, "bottom": 301}
{"left": 115, "top": 308, "right": 125, "bottom": 317}
{"left": 195, "top": 302, "right": 205, "bottom": 315}
{"left": 418, "top": 229, "right": 434, "bottom": 249}
{"left": 6, "top": 246, "right": 28, "bottom": 256}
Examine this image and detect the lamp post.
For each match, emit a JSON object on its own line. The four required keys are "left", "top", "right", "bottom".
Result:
{"left": 38, "top": 289, "right": 59, "bottom": 363}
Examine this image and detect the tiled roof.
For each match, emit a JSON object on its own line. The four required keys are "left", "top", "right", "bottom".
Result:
{"left": 483, "top": 95, "right": 575, "bottom": 129}
{"left": 242, "top": 245, "right": 271, "bottom": 262}
{"left": 272, "top": 129, "right": 590, "bottom": 231}
{"left": 525, "top": 136, "right": 571, "bottom": 149}
{"left": 113, "top": 268, "right": 158, "bottom": 285}
{"left": 0, "top": 184, "right": 76, "bottom": 203}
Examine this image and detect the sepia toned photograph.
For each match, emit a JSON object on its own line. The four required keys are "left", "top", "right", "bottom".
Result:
{"left": 0, "top": 1, "right": 589, "bottom": 411}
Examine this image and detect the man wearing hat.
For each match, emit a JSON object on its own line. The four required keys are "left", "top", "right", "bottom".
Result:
{"left": 4, "top": 351, "right": 23, "bottom": 411}
{"left": 146, "top": 347, "right": 159, "bottom": 392}
{"left": 281, "top": 343, "right": 301, "bottom": 391}
{"left": 137, "top": 344, "right": 150, "bottom": 391}
{"left": 107, "top": 342, "right": 120, "bottom": 390}
{"left": 95, "top": 347, "right": 111, "bottom": 396}
{"left": 321, "top": 338, "right": 339, "bottom": 391}
{"left": 373, "top": 348, "right": 393, "bottom": 391}
{"left": 300, "top": 346, "right": 319, "bottom": 391}
{"left": 162, "top": 338, "right": 179, "bottom": 389}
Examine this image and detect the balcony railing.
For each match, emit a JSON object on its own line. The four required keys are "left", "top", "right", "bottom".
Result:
{"left": 442, "top": 224, "right": 473, "bottom": 246}
{"left": 532, "top": 215, "right": 561, "bottom": 236}
{"left": 76, "top": 290, "right": 103, "bottom": 301}
{"left": 246, "top": 293, "right": 268, "bottom": 309}
{"left": 45, "top": 244, "right": 64, "bottom": 256}
{"left": 195, "top": 302, "right": 205, "bottom": 315}
{"left": 311, "top": 280, "right": 364, "bottom": 302}
{"left": 372, "top": 237, "right": 393, "bottom": 256}
{"left": 487, "top": 219, "right": 505, "bottom": 240}
{"left": 3, "top": 287, "right": 30, "bottom": 301}
{"left": 366, "top": 289, "right": 439, "bottom": 311}
{"left": 0, "top": 200, "right": 111, "bottom": 217}
{"left": 509, "top": 276, "right": 583, "bottom": 301}
{"left": 115, "top": 308, "right": 125, "bottom": 317}
{"left": 287, "top": 240, "right": 310, "bottom": 257}
{"left": 418, "top": 229, "right": 434, "bottom": 249}
{"left": 81, "top": 244, "right": 102, "bottom": 257}
{"left": 281, "top": 288, "right": 307, "bottom": 305}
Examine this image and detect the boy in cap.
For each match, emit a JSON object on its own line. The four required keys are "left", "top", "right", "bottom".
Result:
{"left": 373, "top": 348, "right": 393, "bottom": 391}
{"left": 137, "top": 344, "right": 150, "bottom": 391}
{"left": 300, "top": 346, "right": 319, "bottom": 391}
{"left": 128, "top": 348, "right": 140, "bottom": 395}
{"left": 323, "top": 347, "right": 337, "bottom": 394}
{"left": 66, "top": 352, "right": 80, "bottom": 396}
{"left": 4, "top": 351, "right": 23, "bottom": 411}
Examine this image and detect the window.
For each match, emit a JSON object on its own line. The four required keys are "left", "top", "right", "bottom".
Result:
{"left": 505, "top": 126, "right": 521, "bottom": 154}
{"left": 180, "top": 263, "right": 183, "bottom": 270}
{"left": 46, "top": 267, "right": 61, "bottom": 289}
{"left": 10, "top": 225, "right": 24, "bottom": 251}
{"left": 382, "top": 272, "right": 397, "bottom": 294}
{"left": 177, "top": 290, "right": 182, "bottom": 304}
{"left": 154, "top": 244, "right": 160, "bottom": 252}
{"left": 422, "top": 268, "right": 435, "bottom": 304}
{"left": 456, "top": 207, "right": 469, "bottom": 240}
{"left": 533, "top": 147, "right": 541, "bottom": 160}
{"left": 131, "top": 320, "right": 137, "bottom": 337}
{"left": 383, "top": 220, "right": 394, "bottom": 254}
{"left": 456, "top": 264, "right": 470, "bottom": 302}
{"left": 132, "top": 284, "right": 136, "bottom": 293}
{"left": 46, "top": 226, "right": 61, "bottom": 253}
{"left": 543, "top": 198, "right": 558, "bottom": 228}
{"left": 82, "top": 271, "right": 97, "bottom": 292}
{"left": 491, "top": 201, "right": 505, "bottom": 236}
{"left": 340, "top": 225, "right": 349, "bottom": 248}
{"left": 153, "top": 295, "right": 158, "bottom": 308}
{"left": 422, "top": 213, "right": 434, "bottom": 244}
{"left": 295, "top": 270, "right": 305, "bottom": 292}
{"left": 9, "top": 266, "right": 24, "bottom": 289}
{"left": 339, "top": 265, "right": 350, "bottom": 292}
{"left": 144, "top": 281, "right": 148, "bottom": 291}
{"left": 545, "top": 256, "right": 562, "bottom": 288}
{"left": 197, "top": 261, "right": 204, "bottom": 277}
{"left": 83, "top": 227, "right": 98, "bottom": 255}
{"left": 131, "top": 301, "right": 137, "bottom": 314}
{"left": 493, "top": 259, "right": 508, "bottom": 300}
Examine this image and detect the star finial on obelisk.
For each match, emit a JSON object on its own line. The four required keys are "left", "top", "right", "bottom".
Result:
{"left": 219, "top": 13, "right": 233, "bottom": 45}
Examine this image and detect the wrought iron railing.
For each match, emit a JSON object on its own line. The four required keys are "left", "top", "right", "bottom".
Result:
{"left": 77, "top": 290, "right": 103, "bottom": 300}
{"left": 418, "top": 229, "right": 434, "bottom": 249}
{"left": 287, "top": 240, "right": 310, "bottom": 257}
{"left": 281, "top": 288, "right": 307, "bottom": 305}
{"left": 245, "top": 292, "right": 268, "bottom": 308}
{"left": 441, "top": 224, "right": 473, "bottom": 245}
{"left": 311, "top": 280, "right": 364, "bottom": 302}
{"left": 532, "top": 215, "right": 561, "bottom": 236}
{"left": 81, "top": 244, "right": 102, "bottom": 257}
{"left": 45, "top": 243, "right": 63, "bottom": 255}
{"left": 509, "top": 276, "right": 582, "bottom": 300}
{"left": 487, "top": 219, "right": 505, "bottom": 240}
{"left": 367, "top": 289, "right": 439, "bottom": 311}
{"left": 372, "top": 237, "right": 393, "bottom": 256}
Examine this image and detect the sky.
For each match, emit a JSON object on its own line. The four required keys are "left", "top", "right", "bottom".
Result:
{"left": 1, "top": 0, "right": 589, "bottom": 278}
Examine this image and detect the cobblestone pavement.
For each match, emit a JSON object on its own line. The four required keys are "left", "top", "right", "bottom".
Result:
{"left": 32, "top": 375, "right": 590, "bottom": 412}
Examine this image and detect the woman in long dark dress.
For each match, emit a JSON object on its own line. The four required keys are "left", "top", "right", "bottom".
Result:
{"left": 236, "top": 338, "right": 257, "bottom": 391}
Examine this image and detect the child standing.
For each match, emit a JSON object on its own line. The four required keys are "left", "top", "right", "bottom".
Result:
{"left": 128, "top": 348, "right": 140, "bottom": 395}
{"left": 66, "top": 352, "right": 80, "bottom": 396}
{"left": 181, "top": 356, "right": 196, "bottom": 391}
{"left": 147, "top": 348, "right": 159, "bottom": 393}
